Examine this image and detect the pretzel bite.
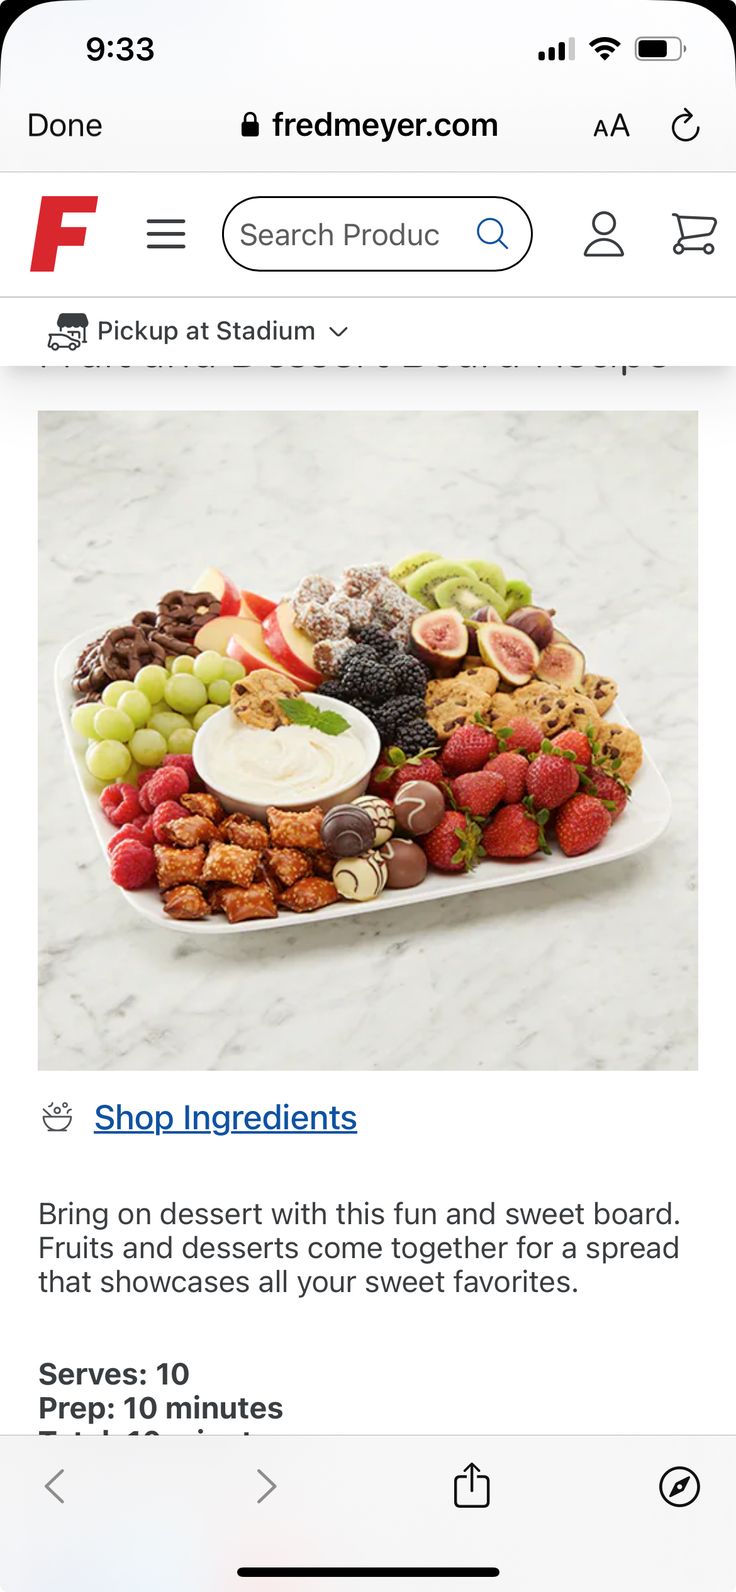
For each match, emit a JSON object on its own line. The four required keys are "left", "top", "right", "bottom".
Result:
{"left": 218, "top": 814, "right": 269, "bottom": 849}
{"left": 202, "top": 843, "right": 260, "bottom": 887}
{"left": 216, "top": 884, "right": 279, "bottom": 923}
{"left": 267, "top": 806, "right": 324, "bottom": 849}
{"left": 154, "top": 844, "right": 206, "bottom": 889}
{"left": 280, "top": 877, "right": 340, "bottom": 913}
{"left": 162, "top": 885, "right": 210, "bottom": 920}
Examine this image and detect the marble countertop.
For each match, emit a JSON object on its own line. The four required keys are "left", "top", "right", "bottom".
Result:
{"left": 39, "top": 409, "right": 697, "bottom": 1071}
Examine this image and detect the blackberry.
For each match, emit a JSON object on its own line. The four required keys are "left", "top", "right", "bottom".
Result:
{"left": 393, "top": 716, "right": 437, "bottom": 757}
{"left": 391, "top": 692, "right": 427, "bottom": 721}
{"left": 354, "top": 625, "right": 399, "bottom": 660}
{"left": 349, "top": 698, "right": 375, "bottom": 719}
{"left": 339, "top": 646, "right": 391, "bottom": 705}
{"left": 370, "top": 701, "right": 398, "bottom": 744}
{"left": 390, "top": 653, "right": 429, "bottom": 695}
{"left": 317, "top": 680, "right": 349, "bottom": 701}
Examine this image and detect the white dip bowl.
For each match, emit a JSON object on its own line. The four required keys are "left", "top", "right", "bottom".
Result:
{"left": 192, "top": 691, "right": 381, "bottom": 820}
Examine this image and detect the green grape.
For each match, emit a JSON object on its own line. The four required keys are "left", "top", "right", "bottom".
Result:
{"left": 207, "top": 678, "right": 231, "bottom": 706}
{"left": 167, "top": 726, "right": 196, "bottom": 754}
{"left": 85, "top": 739, "right": 131, "bottom": 782}
{"left": 116, "top": 688, "right": 152, "bottom": 729}
{"left": 164, "top": 674, "right": 208, "bottom": 714}
{"left": 101, "top": 679, "right": 131, "bottom": 707}
{"left": 171, "top": 654, "right": 195, "bottom": 675}
{"left": 134, "top": 663, "right": 168, "bottom": 703}
{"left": 192, "top": 703, "right": 222, "bottom": 730}
{"left": 71, "top": 701, "right": 100, "bottom": 739}
{"left": 129, "top": 728, "right": 167, "bottom": 767}
{"left": 193, "top": 649, "right": 225, "bottom": 685}
{"left": 149, "top": 709, "right": 190, "bottom": 738}
{"left": 93, "top": 706, "right": 135, "bottom": 743}
{"left": 220, "top": 657, "right": 246, "bottom": 684}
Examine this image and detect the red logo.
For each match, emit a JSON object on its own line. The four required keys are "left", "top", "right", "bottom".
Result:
{"left": 31, "top": 196, "right": 98, "bottom": 272}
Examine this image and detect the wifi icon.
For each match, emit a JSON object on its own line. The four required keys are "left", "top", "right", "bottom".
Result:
{"left": 590, "top": 35, "right": 621, "bottom": 59}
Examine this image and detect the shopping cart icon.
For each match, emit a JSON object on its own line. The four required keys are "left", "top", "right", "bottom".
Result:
{"left": 672, "top": 213, "right": 717, "bottom": 254}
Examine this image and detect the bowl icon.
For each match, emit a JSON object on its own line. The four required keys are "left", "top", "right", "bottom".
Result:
{"left": 43, "top": 1102, "right": 72, "bottom": 1132}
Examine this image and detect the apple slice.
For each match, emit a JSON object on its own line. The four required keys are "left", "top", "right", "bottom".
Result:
{"left": 241, "top": 589, "right": 277, "bottom": 622}
{"left": 226, "top": 630, "right": 312, "bottom": 687}
{"left": 193, "top": 566, "right": 241, "bottom": 617}
{"left": 263, "top": 601, "right": 322, "bottom": 686}
{"left": 194, "top": 615, "right": 265, "bottom": 655}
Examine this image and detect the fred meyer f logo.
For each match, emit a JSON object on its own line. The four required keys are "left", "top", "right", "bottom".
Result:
{"left": 31, "top": 196, "right": 98, "bottom": 271}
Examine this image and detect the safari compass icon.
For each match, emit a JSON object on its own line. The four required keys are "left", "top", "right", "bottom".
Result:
{"left": 659, "top": 1465, "right": 701, "bottom": 1507}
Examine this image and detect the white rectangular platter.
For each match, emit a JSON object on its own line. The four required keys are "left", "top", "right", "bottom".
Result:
{"left": 56, "top": 635, "right": 672, "bottom": 935}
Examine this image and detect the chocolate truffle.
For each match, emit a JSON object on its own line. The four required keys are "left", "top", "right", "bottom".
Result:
{"left": 332, "top": 852, "right": 388, "bottom": 902}
{"left": 380, "top": 838, "right": 428, "bottom": 890}
{"left": 393, "top": 779, "right": 446, "bottom": 836}
{"left": 321, "top": 803, "right": 376, "bottom": 858}
{"left": 351, "top": 794, "right": 395, "bottom": 846}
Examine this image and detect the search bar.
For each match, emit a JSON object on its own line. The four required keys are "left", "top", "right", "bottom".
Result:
{"left": 222, "top": 196, "right": 533, "bottom": 272}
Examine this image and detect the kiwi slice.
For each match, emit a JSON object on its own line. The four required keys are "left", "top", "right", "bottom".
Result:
{"left": 434, "top": 574, "right": 508, "bottom": 619}
{"left": 466, "top": 559, "right": 507, "bottom": 592}
{"left": 389, "top": 551, "right": 442, "bottom": 589}
{"left": 505, "top": 578, "right": 533, "bottom": 610}
{"left": 405, "top": 557, "right": 477, "bottom": 608}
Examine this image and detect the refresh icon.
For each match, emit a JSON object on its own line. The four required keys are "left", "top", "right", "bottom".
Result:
{"left": 672, "top": 106, "right": 700, "bottom": 141}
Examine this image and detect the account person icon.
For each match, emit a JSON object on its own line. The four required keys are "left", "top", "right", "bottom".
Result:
{"left": 584, "top": 211, "right": 624, "bottom": 256}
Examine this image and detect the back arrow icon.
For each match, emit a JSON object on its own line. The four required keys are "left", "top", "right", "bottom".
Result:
{"left": 672, "top": 107, "right": 700, "bottom": 141}
{"left": 45, "top": 1469, "right": 64, "bottom": 1504}
{"left": 256, "top": 1468, "right": 276, "bottom": 1503}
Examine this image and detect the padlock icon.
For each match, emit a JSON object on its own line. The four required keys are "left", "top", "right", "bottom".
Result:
{"left": 241, "top": 111, "right": 260, "bottom": 138}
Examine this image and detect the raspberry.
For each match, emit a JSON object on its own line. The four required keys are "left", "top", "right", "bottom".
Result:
{"left": 152, "top": 800, "right": 189, "bottom": 842}
{"left": 132, "top": 815, "right": 155, "bottom": 844}
{"left": 136, "top": 767, "right": 158, "bottom": 791}
{"left": 109, "top": 838, "right": 156, "bottom": 889}
{"left": 107, "top": 822, "right": 154, "bottom": 856}
{"left": 139, "top": 764, "right": 189, "bottom": 812}
{"left": 162, "top": 753, "right": 203, "bottom": 790}
{"left": 99, "top": 782, "right": 142, "bottom": 827}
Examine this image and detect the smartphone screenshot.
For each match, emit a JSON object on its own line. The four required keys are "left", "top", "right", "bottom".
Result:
{"left": 0, "top": 0, "right": 734, "bottom": 1586}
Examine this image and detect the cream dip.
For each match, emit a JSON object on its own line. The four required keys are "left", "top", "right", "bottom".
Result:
{"left": 200, "top": 711, "right": 366, "bottom": 804}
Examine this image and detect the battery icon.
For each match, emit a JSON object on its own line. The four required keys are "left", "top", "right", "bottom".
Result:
{"left": 635, "top": 36, "right": 684, "bottom": 59}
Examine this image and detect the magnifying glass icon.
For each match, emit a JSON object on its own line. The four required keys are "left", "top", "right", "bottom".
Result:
{"left": 476, "top": 216, "right": 508, "bottom": 248}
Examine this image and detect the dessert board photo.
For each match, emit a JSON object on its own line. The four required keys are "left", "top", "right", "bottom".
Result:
{"left": 40, "top": 408, "right": 696, "bottom": 1072}
{"left": 57, "top": 552, "right": 671, "bottom": 934}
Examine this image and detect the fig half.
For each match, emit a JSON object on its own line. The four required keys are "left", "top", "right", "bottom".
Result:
{"left": 507, "top": 605, "right": 555, "bottom": 651}
{"left": 471, "top": 604, "right": 505, "bottom": 626}
{"left": 477, "top": 621, "right": 539, "bottom": 685}
{"left": 411, "top": 607, "right": 468, "bottom": 672}
{"left": 536, "top": 640, "right": 585, "bottom": 687}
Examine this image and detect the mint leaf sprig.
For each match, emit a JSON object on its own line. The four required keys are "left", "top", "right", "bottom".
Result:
{"left": 279, "top": 698, "right": 350, "bottom": 737}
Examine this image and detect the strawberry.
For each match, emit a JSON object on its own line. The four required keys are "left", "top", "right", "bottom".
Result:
{"left": 555, "top": 793, "right": 612, "bottom": 856}
{"left": 496, "top": 716, "right": 543, "bottom": 755}
{"left": 450, "top": 769, "right": 505, "bottom": 817}
{"left": 440, "top": 723, "right": 498, "bottom": 775}
{"left": 423, "top": 811, "right": 482, "bottom": 873}
{"left": 370, "top": 747, "right": 443, "bottom": 799}
{"left": 526, "top": 751, "right": 580, "bottom": 810}
{"left": 488, "top": 750, "right": 528, "bottom": 804}
{"left": 584, "top": 765, "right": 629, "bottom": 820}
{"left": 483, "top": 797, "right": 550, "bottom": 860}
{"left": 552, "top": 727, "right": 595, "bottom": 767}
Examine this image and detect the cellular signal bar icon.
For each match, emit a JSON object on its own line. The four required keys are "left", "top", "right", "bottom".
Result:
{"left": 538, "top": 37, "right": 576, "bottom": 61}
